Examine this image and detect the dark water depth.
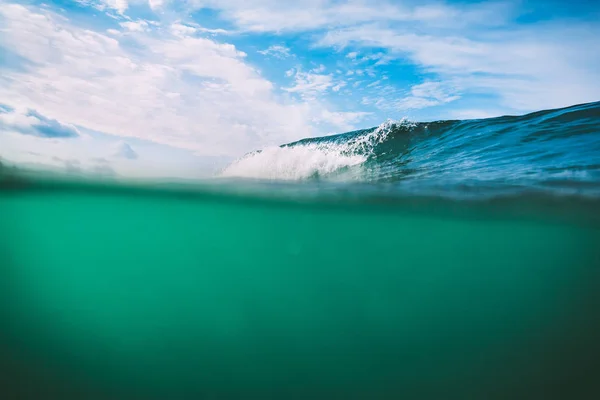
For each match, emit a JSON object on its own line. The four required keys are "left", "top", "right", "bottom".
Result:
{"left": 1, "top": 177, "right": 599, "bottom": 399}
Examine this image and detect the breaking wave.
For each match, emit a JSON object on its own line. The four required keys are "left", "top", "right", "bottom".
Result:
{"left": 221, "top": 102, "right": 600, "bottom": 196}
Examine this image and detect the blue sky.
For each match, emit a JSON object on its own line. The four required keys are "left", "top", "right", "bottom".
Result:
{"left": 1, "top": 0, "right": 599, "bottom": 178}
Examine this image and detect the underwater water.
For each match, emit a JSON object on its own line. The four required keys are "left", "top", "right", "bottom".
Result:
{"left": 1, "top": 102, "right": 600, "bottom": 399}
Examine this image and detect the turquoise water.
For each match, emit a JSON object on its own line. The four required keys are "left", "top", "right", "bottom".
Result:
{"left": 1, "top": 102, "right": 600, "bottom": 399}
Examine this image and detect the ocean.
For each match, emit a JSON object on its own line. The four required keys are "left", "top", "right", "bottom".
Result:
{"left": 1, "top": 101, "right": 599, "bottom": 399}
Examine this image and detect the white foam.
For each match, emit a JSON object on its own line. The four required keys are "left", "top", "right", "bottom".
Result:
{"left": 220, "top": 120, "right": 409, "bottom": 181}
{"left": 220, "top": 145, "right": 366, "bottom": 181}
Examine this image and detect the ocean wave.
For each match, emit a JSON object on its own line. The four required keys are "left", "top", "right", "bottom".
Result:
{"left": 221, "top": 102, "right": 600, "bottom": 196}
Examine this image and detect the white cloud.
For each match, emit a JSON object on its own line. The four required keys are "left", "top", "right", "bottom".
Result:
{"left": 0, "top": 3, "right": 367, "bottom": 166}
{"left": 0, "top": 126, "right": 231, "bottom": 179}
{"left": 357, "top": 80, "right": 460, "bottom": 113}
{"left": 357, "top": 52, "right": 391, "bottom": 66}
{"left": 120, "top": 20, "right": 149, "bottom": 32}
{"left": 100, "top": 0, "right": 128, "bottom": 14}
{"left": 397, "top": 81, "right": 460, "bottom": 110}
{"left": 0, "top": 6, "right": 279, "bottom": 155}
{"left": 113, "top": 141, "right": 138, "bottom": 159}
{"left": 171, "top": 22, "right": 231, "bottom": 36}
{"left": 317, "top": 22, "right": 600, "bottom": 112}
{"left": 183, "top": 0, "right": 515, "bottom": 34}
{"left": 365, "top": 79, "right": 382, "bottom": 88}
{"left": 0, "top": 107, "right": 80, "bottom": 138}
{"left": 449, "top": 109, "right": 505, "bottom": 120}
{"left": 332, "top": 82, "right": 346, "bottom": 92}
{"left": 284, "top": 69, "right": 334, "bottom": 99}
{"left": 195, "top": 26, "right": 230, "bottom": 35}
{"left": 206, "top": 1, "right": 403, "bottom": 32}
{"left": 258, "top": 45, "right": 292, "bottom": 59}
{"left": 148, "top": 0, "right": 164, "bottom": 11}
{"left": 311, "top": 64, "right": 326, "bottom": 73}
{"left": 180, "top": 1, "right": 599, "bottom": 114}
{"left": 170, "top": 22, "right": 197, "bottom": 36}
{"left": 186, "top": 0, "right": 480, "bottom": 33}
{"left": 317, "top": 110, "right": 371, "bottom": 132}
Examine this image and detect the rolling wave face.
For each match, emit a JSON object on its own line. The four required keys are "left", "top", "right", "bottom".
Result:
{"left": 221, "top": 102, "right": 600, "bottom": 196}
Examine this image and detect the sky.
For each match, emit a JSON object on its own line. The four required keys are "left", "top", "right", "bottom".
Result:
{"left": 0, "top": 0, "right": 599, "bottom": 178}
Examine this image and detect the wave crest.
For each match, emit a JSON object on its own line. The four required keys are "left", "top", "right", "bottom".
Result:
{"left": 220, "top": 119, "right": 413, "bottom": 181}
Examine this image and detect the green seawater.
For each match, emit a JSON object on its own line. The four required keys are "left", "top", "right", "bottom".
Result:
{"left": 1, "top": 177, "right": 599, "bottom": 399}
